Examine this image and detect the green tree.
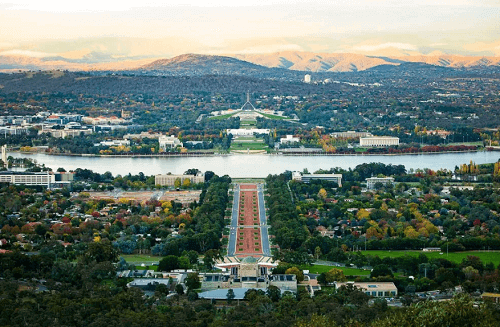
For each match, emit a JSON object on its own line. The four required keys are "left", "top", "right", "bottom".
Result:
{"left": 371, "top": 264, "right": 394, "bottom": 278}
{"left": 226, "top": 288, "right": 235, "bottom": 304}
{"left": 174, "top": 178, "right": 182, "bottom": 188}
{"left": 285, "top": 266, "right": 305, "bottom": 282}
{"left": 175, "top": 283, "right": 184, "bottom": 295}
{"left": 83, "top": 241, "right": 118, "bottom": 264}
{"left": 185, "top": 272, "right": 201, "bottom": 291}
{"left": 158, "top": 255, "right": 179, "bottom": 272}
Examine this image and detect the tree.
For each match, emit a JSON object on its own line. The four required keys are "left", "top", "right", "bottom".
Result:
{"left": 184, "top": 168, "right": 199, "bottom": 176}
{"left": 84, "top": 241, "right": 118, "bottom": 264}
{"left": 174, "top": 178, "right": 181, "bottom": 188}
{"left": 155, "top": 283, "right": 169, "bottom": 297}
{"left": 371, "top": 264, "right": 394, "bottom": 278}
{"left": 373, "top": 294, "right": 495, "bottom": 327}
{"left": 285, "top": 267, "right": 305, "bottom": 282}
{"left": 266, "top": 285, "right": 281, "bottom": 302}
{"left": 318, "top": 188, "right": 327, "bottom": 200}
{"left": 187, "top": 290, "right": 199, "bottom": 302}
{"left": 185, "top": 272, "right": 201, "bottom": 291}
{"left": 226, "top": 289, "right": 235, "bottom": 304}
{"left": 175, "top": 283, "right": 184, "bottom": 295}
{"left": 182, "top": 178, "right": 191, "bottom": 188}
{"left": 158, "top": 255, "right": 179, "bottom": 272}
{"left": 324, "top": 268, "right": 347, "bottom": 283}
{"left": 314, "top": 246, "right": 322, "bottom": 260}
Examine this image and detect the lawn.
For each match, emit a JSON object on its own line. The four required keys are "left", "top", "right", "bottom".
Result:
{"left": 259, "top": 112, "right": 290, "bottom": 120}
{"left": 359, "top": 250, "right": 500, "bottom": 266}
{"left": 240, "top": 120, "right": 257, "bottom": 126}
{"left": 300, "top": 264, "right": 371, "bottom": 277}
{"left": 121, "top": 254, "right": 159, "bottom": 264}
{"left": 446, "top": 141, "right": 483, "bottom": 147}
{"left": 136, "top": 265, "right": 159, "bottom": 271}
{"left": 230, "top": 142, "right": 268, "bottom": 151}
{"left": 208, "top": 113, "right": 236, "bottom": 120}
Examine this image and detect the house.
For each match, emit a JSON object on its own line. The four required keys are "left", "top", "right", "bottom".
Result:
{"left": 335, "top": 282, "right": 397, "bottom": 297}
{"left": 279, "top": 135, "right": 300, "bottom": 145}
{"left": 159, "top": 135, "right": 183, "bottom": 150}
{"left": 365, "top": 177, "right": 395, "bottom": 190}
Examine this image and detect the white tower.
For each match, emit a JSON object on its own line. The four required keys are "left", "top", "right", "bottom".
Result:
{"left": 304, "top": 74, "right": 311, "bottom": 83}
{"left": 1, "top": 145, "right": 7, "bottom": 168}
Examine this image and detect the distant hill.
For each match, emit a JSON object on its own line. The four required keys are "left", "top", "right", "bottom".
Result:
{"left": 1, "top": 51, "right": 499, "bottom": 75}
{"left": 138, "top": 54, "right": 291, "bottom": 78}
{"left": 235, "top": 51, "right": 500, "bottom": 72}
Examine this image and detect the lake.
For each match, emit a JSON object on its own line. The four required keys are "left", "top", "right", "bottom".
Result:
{"left": 9, "top": 151, "right": 500, "bottom": 177}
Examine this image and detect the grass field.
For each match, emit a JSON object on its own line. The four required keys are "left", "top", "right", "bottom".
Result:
{"left": 136, "top": 265, "right": 159, "bottom": 271}
{"left": 300, "top": 265, "right": 371, "bottom": 277}
{"left": 360, "top": 250, "right": 500, "bottom": 266}
{"left": 240, "top": 120, "right": 257, "bottom": 126}
{"left": 121, "top": 254, "right": 159, "bottom": 263}
{"left": 230, "top": 142, "right": 268, "bottom": 151}
{"left": 259, "top": 112, "right": 290, "bottom": 120}
{"left": 208, "top": 113, "right": 236, "bottom": 120}
{"left": 446, "top": 141, "right": 483, "bottom": 147}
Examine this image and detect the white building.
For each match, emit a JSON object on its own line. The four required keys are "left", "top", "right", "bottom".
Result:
{"left": 41, "top": 128, "right": 93, "bottom": 138}
{"left": 280, "top": 135, "right": 300, "bottom": 145}
{"left": 155, "top": 173, "right": 205, "bottom": 186}
{"left": 293, "top": 172, "right": 342, "bottom": 186}
{"left": 359, "top": 136, "right": 399, "bottom": 147}
{"left": 226, "top": 129, "right": 270, "bottom": 136}
{"left": 304, "top": 74, "right": 311, "bottom": 83}
{"left": 96, "top": 139, "right": 130, "bottom": 147}
{"left": 1, "top": 145, "right": 6, "bottom": 168}
{"left": 0, "top": 171, "right": 55, "bottom": 187}
{"left": 334, "top": 282, "right": 397, "bottom": 298}
{"left": 82, "top": 116, "right": 128, "bottom": 125}
{"left": 331, "top": 131, "right": 372, "bottom": 138}
{"left": 159, "top": 135, "right": 183, "bottom": 150}
{"left": 365, "top": 177, "right": 395, "bottom": 189}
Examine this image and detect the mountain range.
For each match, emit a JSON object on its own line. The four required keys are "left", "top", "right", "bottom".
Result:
{"left": 1, "top": 51, "right": 500, "bottom": 74}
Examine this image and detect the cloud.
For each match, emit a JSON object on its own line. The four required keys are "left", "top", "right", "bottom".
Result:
{"left": 352, "top": 43, "right": 418, "bottom": 52}
{"left": 0, "top": 42, "right": 16, "bottom": 49}
{"left": 233, "top": 44, "right": 304, "bottom": 54}
{"left": 463, "top": 39, "right": 500, "bottom": 55}
{"left": 0, "top": 49, "right": 54, "bottom": 57}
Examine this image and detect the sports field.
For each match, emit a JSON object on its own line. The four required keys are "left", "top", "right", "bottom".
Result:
{"left": 360, "top": 250, "right": 500, "bottom": 266}
{"left": 121, "top": 254, "right": 158, "bottom": 264}
{"left": 300, "top": 265, "right": 371, "bottom": 277}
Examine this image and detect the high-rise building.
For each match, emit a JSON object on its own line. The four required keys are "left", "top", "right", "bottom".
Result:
{"left": 304, "top": 74, "right": 311, "bottom": 83}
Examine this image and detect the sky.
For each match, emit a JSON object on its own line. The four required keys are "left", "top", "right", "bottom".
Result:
{"left": 1, "top": 0, "right": 499, "bottom": 61}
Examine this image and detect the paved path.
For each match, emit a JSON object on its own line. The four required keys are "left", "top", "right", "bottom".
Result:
{"left": 227, "top": 184, "right": 240, "bottom": 256}
{"left": 257, "top": 183, "right": 271, "bottom": 256}
{"left": 227, "top": 183, "right": 271, "bottom": 257}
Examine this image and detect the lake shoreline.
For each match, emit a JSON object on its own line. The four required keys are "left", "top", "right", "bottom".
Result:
{"left": 13, "top": 149, "right": 486, "bottom": 158}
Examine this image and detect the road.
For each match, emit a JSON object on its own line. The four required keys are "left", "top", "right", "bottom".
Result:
{"left": 257, "top": 183, "right": 271, "bottom": 256}
{"left": 227, "top": 184, "right": 239, "bottom": 256}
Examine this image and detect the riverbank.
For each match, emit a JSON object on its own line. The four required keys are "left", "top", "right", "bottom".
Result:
{"left": 12, "top": 148, "right": 489, "bottom": 158}
{"left": 8, "top": 151, "right": 499, "bottom": 177}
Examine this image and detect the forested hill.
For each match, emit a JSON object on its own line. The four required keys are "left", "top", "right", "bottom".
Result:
{"left": 0, "top": 71, "right": 320, "bottom": 95}
{"left": 138, "top": 53, "right": 297, "bottom": 79}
